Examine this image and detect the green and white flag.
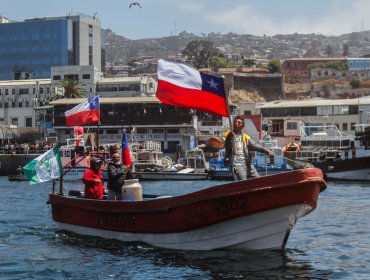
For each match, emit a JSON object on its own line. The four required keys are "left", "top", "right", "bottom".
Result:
{"left": 22, "top": 146, "right": 63, "bottom": 185}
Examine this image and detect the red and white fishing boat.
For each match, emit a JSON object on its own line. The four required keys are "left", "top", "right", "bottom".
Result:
{"left": 49, "top": 168, "right": 326, "bottom": 250}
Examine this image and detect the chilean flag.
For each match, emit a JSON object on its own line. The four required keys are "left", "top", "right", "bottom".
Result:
{"left": 156, "top": 59, "right": 228, "bottom": 117}
{"left": 65, "top": 96, "right": 100, "bottom": 127}
{"left": 121, "top": 129, "right": 132, "bottom": 167}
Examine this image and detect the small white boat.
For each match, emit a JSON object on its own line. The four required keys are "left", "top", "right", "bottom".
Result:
{"left": 131, "top": 142, "right": 208, "bottom": 180}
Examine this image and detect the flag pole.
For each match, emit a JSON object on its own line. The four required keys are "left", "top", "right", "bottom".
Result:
{"left": 96, "top": 122, "right": 100, "bottom": 151}
{"left": 222, "top": 75, "right": 233, "bottom": 130}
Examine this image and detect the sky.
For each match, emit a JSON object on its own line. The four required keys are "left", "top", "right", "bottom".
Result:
{"left": 1, "top": 0, "right": 370, "bottom": 40}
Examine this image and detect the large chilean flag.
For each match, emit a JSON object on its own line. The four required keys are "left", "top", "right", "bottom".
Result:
{"left": 65, "top": 96, "right": 100, "bottom": 127}
{"left": 156, "top": 59, "right": 228, "bottom": 117}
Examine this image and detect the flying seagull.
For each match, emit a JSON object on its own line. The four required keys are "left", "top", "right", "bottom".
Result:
{"left": 129, "top": 2, "right": 142, "bottom": 8}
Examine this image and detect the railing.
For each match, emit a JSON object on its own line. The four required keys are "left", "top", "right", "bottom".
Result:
{"left": 0, "top": 147, "right": 53, "bottom": 155}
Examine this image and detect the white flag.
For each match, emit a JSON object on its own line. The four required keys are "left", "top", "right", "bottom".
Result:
{"left": 22, "top": 146, "right": 63, "bottom": 185}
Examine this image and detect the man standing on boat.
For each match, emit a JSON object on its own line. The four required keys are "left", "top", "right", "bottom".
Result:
{"left": 224, "top": 116, "right": 274, "bottom": 181}
{"left": 107, "top": 153, "right": 133, "bottom": 200}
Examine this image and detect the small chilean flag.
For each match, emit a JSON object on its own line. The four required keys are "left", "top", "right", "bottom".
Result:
{"left": 121, "top": 129, "right": 132, "bottom": 167}
{"left": 156, "top": 59, "right": 228, "bottom": 117}
{"left": 65, "top": 96, "right": 100, "bottom": 127}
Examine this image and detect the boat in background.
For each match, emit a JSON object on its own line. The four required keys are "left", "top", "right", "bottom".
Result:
{"left": 177, "top": 148, "right": 209, "bottom": 173}
{"left": 208, "top": 140, "right": 293, "bottom": 180}
{"left": 131, "top": 142, "right": 208, "bottom": 180}
{"left": 291, "top": 124, "right": 370, "bottom": 181}
{"left": 49, "top": 168, "right": 327, "bottom": 251}
{"left": 7, "top": 174, "right": 27, "bottom": 181}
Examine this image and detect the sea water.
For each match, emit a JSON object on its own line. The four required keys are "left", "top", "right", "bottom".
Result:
{"left": 0, "top": 177, "right": 369, "bottom": 279}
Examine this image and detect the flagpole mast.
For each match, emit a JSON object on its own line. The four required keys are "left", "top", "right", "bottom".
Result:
{"left": 222, "top": 76, "right": 233, "bottom": 130}
{"left": 96, "top": 122, "right": 100, "bottom": 151}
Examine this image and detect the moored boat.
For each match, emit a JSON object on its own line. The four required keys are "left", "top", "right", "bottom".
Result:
{"left": 294, "top": 124, "right": 370, "bottom": 181}
{"left": 7, "top": 174, "right": 27, "bottom": 181}
{"left": 131, "top": 142, "right": 208, "bottom": 180}
{"left": 208, "top": 141, "right": 293, "bottom": 180}
{"left": 49, "top": 168, "right": 326, "bottom": 251}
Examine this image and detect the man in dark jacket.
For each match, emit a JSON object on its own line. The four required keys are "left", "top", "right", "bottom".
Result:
{"left": 224, "top": 116, "right": 274, "bottom": 181}
{"left": 107, "top": 153, "right": 133, "bottom": 200}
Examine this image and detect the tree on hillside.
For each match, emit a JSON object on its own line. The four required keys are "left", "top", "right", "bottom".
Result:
{"left": 267, "top": 60, "right": 281, "bottom": 73}
{"left": 207, "top": 56, "right": 233, "bottom": 71}
{"left": 343, "top": 43, "right": 350, "bottom": 57}
{"left": 181, "top": 40, "right": 222, "bottom": 68}
{"left": 326, "top": 45, "right": 334, "bottom": 57}
{"left": 243, "top": 58, "right": 256, "bottom": 68}
{"left": 350, "top": 77, "right": 361, "bottom": 89}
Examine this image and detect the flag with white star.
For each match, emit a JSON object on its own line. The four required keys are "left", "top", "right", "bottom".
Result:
{"left": 156, "top": 59, "right": 228, "bottom": 117}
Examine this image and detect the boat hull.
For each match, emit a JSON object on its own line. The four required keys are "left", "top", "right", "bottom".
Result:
{"left": 49, "top": 168, "right": 326, "bottom": 250}
{"left": 55, "top": 204, "right": 311, "bottom": 250}
{"left": 312, "top": 157, "right": 370, "bottom": 181}
{"left": 7, "top": 174, "right": 27, "bottom": 181}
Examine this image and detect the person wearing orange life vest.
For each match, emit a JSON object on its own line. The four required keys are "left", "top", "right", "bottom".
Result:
{"left": 224, "top": 116, "right": 274, "bottom": 181}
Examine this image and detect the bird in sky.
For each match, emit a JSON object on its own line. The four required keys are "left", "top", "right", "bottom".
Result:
{"left": 129, "top": 2, "right": 142, "bottom": 8}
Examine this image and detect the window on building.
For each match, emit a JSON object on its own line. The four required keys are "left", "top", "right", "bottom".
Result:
{"left": 89, "top": 46, "right": 93, "bottom": 65}
{"left": 107, "top": 129, "right": 119, "bottom": 134}
{"left": 25, "top": 117, "right": 32, "bottom": 127}
{"left": 167, "top": 141, "right": 180, "bottom": 153}
{"left": 333, "top": 105, "right": 349, "bottom": 115}
{"left": 137, "top": 128, "right": 148, "bottom": 134}
{"left": 19, "top": 88, "right": 29, "bottom": 95}
{"left": 82, "top": 74, "right": 91, "bottom": 79}
{"left": 167, "top": 128, "right": 179, "bottom": 133}
{"left": 40, "top": 88, "right": 44, "bottom": 94}
{"left": 11, "top": 118, "right": 18, "bottom": 126}
{"left": 317, "top": 106, "right": 332, "bottom": 116}
{"left": 342, "top": 123, "right": 348, "bottom": 131}
{"left": 53, "top": 75, "right": 61, "bottom": 80}
{"left": 286, "top": 121, "right": 298, "bottom": 130}
{"left": 12, "top": 89, "right": 15, "bottom": 95}
{"left": 64, "top": 75, "right": 78, "bottom": 80}
{"left": 243, "top": 110, "right": 252, "bottom": 115}
{"left": 350, "top": 122, "right": 356, "bottom": 130}
{"left": 5, "top": 89, "right": 8, "bottom": 95}
{"left": 18, "top": 102, "right": 22, "bottom": 108}
{"left": 152, "top": 129, "right": 164, "bottom": 134}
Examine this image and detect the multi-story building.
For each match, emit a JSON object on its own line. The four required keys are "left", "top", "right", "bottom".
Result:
{"left": 346, "top": 57, "right": 370, "bottom": 79}
{"left": 256, "top": 98, "right": 370, "bottom": 140}
{"left": 0, "top": 14, "right": 103, "bottom": 81}
{"left": 233, "top": 72, "right": 283, "bottom": 100}
{"left": 282, "top": 57, "right": 346, "bottom": 83}
{"left": 51, "top": 65, "right": 104, "bottom": 96}
{"left": 0, "top": 79, "right": 52, "bottom": 128}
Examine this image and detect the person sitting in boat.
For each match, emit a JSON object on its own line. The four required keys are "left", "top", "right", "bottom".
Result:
{"left": 16, "top": 166, "right": 23, "bottom": 175}
{"left": 83, "top": 157, "right": 105, "bottom": 200}
{"left": 282, "top": 141, "right": 301, "bottom": 156}
{"left": 107, "top": 153, "right": 133, "bottom": 200}
{"left": 224, "top": 116, "right": 274, "bottom": 181}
